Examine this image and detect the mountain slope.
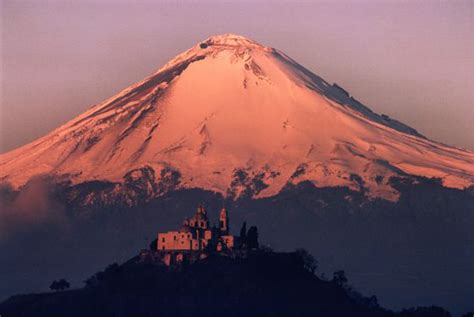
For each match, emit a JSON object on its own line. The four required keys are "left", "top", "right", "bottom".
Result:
{"left": 1, "top": 34, "right": 473, "bottom": 201}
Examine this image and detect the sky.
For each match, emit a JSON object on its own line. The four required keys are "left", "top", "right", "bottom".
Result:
{"left": 1, "top": 0, "right": 473, "bottom": 152}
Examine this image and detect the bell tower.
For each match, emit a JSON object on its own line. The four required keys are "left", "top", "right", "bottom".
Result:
{"left": 219, "top": 207, "right": 229, "bottom": 235}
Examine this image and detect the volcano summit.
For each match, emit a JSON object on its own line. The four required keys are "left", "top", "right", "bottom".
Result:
{"left": 1, "top": 33, "right": 473, "bottom": 203}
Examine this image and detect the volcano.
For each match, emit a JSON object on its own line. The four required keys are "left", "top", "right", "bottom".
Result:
{"left": 1, "top": 34, "right": 474, "bottom": 316}
{"left": 0, "top": 34, "right": 473, "bottom": 203}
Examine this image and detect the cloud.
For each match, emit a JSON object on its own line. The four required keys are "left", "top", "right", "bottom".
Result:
{"left": 0, "top": 178, "right": 68, "bottom": 242}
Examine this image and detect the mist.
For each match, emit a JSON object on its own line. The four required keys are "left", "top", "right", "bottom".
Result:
{"left": 0, "top": 178, "right": 68, "bottom": 242}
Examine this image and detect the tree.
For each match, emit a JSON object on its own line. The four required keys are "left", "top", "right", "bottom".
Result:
{"left": 246, "top": 226, "right": 259, "bottom": 249}
{"left": 50, "top": 279, "right": 70, "bottom": 291}
{"left": 367, "top": 295, "right": 379, "bottom": 308}
{"left": 49, "top": 281, "right": 59, "bottom": 291}
{"left": 332, "top": 270, "right": 348, "bottom": 288}
{"left": 295, "top": 248, "right": 318, "bottom": 274}
{"left": 400, "top": 306, "right": 452, "bottom": 317}
{"left": 239, "top": 221, "right": 247, "bottom": 241}
{"left": 58, "top": 279, "right": 70, "bottom": 290}
{"left": 149, "top": 238, "right": 157, "bottom": 250}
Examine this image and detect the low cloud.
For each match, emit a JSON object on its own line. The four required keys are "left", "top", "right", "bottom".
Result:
{"left": 0, "top": 178, "right": 68, "bottom": 242}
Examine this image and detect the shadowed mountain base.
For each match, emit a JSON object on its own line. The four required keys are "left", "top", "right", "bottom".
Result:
{"left": 0, "top": 177, "right": 473, "bottom": 316}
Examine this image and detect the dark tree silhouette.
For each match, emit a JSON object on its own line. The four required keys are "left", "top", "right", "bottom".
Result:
{"left": 246, "top": 226, "right": 259, "bottom": 250}
{"left": 50, "top": 279, "right": 70, "bottom": 291}
{"left": 239, "top": 221, "right": 247, "bottom": 240}
{"left": 149, "top": 238, "right": 157, "bottom": 250}
{"left": 367, "top": 295, "right": 379, "bottom": 308}
{"left": 208, "top": 225, "right": 220, "bottom": 249}
{"left": 58, "top": 279, "right": 70, "bottom": 290}
{"left": 295, "top": 248, "right": 318, "bottom": 274}
{"left": 399, "top": 306, "right": 452, "bottom": 317}
{"left": 332, "top": 270, "right": 348, "bottom": 288}
{"left": 49, "top": 281, "right": 59, "bottom": 291}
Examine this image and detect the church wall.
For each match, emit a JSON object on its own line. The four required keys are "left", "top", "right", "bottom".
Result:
{"left": 158, "top": 231, "right": 199, "bottom": 251}
{"left": 156, "top": 206, "right": 238, "bottom": 253}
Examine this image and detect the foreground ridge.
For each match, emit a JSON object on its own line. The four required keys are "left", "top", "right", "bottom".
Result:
{"left": 0, "top": 247, "right": 453, "bottom": 317}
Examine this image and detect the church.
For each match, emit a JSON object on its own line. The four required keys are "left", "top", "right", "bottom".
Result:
{"left": 157, "top": 205, "right": 238, "bottom": 252}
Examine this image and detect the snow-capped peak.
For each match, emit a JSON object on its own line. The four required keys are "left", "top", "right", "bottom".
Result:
{"left": 200, "top": 33, "right": 267, "bottom": 49}
{"left": 158, "top": 33, "right": 269, "bottom": 75}
{"left": 0, "top": 34, "right": 473, "bottom": 202}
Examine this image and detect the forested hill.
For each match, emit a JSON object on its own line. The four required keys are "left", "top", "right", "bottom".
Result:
{"left": 0, "top": 250, "right": 454, "bottom": 317}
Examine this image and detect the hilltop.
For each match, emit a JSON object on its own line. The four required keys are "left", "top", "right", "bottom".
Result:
{"left": 0, "top": 250, "right": 453, "bottom": 317}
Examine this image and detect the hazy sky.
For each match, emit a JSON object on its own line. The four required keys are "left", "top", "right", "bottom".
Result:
{"left": 1, "top": 0, "right": 473, "bottom": 152}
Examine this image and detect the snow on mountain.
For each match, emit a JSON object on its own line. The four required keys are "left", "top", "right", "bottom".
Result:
{"left": 1, "top": 34, "right": 473, "bottom": 201}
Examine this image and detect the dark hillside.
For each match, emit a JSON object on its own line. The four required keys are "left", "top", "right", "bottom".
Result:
{"left": 0, "top": 251, "right": 452, "bottom": 317}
